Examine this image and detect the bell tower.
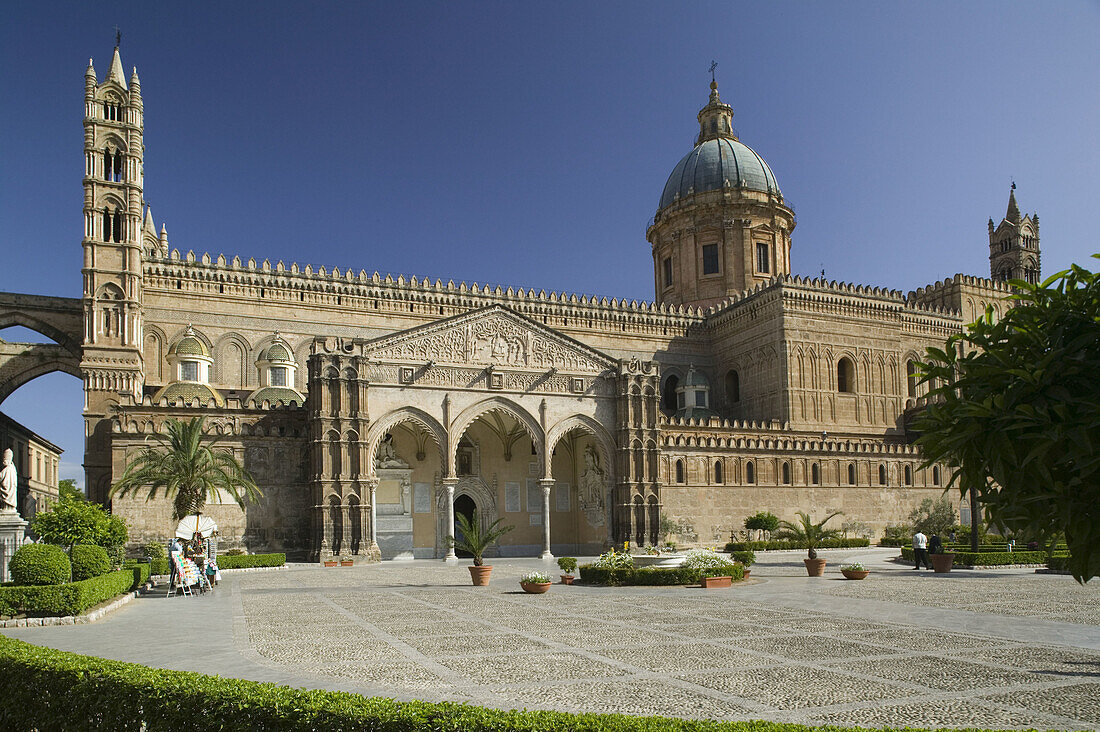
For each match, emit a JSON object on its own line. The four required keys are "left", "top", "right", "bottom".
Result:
{"left": 989, "top": 184, "right": 1040, "bottom": 285}
{"left": 81, "top": 44, "right": 147, "bottom": 501}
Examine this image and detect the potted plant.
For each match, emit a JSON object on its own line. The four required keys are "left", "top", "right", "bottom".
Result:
{"left": 520, "top": 571, "right": 553, "bottom": 593}
{"left": 930, "top": 549, "right": 955, "bottom": 573}
{"left": 340, "top": 555, "right": 354, "bottom": 567}
{"left": 448, "top": 510, "right": 514, "bottom": 586}
{"left": 776, "top": 511, "right": 843, "bottom": 576}
{"left": 323, "top": 558, "right": 338, "bottom": 567}
{"left": 557, "top": 556, "right": 578, "bottom": 584}
{"left": 730, "top": 549, "right": 755, "bottom": 578}
{"left": 840, "top": 562, "right": 869, "bottom": 580}
{"left": 682, "top": 548, "right": 738, "bottom": 588}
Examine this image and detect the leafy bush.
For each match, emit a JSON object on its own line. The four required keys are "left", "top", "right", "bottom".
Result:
{"left": 878, "top": 538, "right": 906, "bottom": 547}
{"left": 225, "top": 548, "right": 245, "bottom": 555}
{"left": 0, "top": 569, "right": 137, "bottom": 617}
{"left": 724, "top": 538, "right": 869, "bottom": 552}
{"left": 592, "top": 549, "right": 633, "bottom": 570}
{"left": 579, "top": 563, "right": 744, "bottom": 586}
{"left": 730, "top": 550, "right": 755, "bottom": 567}
{"left": 148, "top": 557, "right": 170, "bottom": 576}
{"left": 1046, "top": 555, "right": 1072, "bottom": 571}
{"left": 216, "top": 553, "right": 285, "bottom": 570}
{"left": 556, "top": 556, "right": 578, "bottom": 575}
{"left": 143, "top": 542, "right": 166, "bottom": 559}
{"left": 744, "top": 511, "right": 779, "bottom": 536}
{"left": 681, "top": 549, "right": 740, "bottom": 576}
{"left": 31, "top": 497, "right": 128, "bottom": 555}
{"left": 908, "top": 497, "right": 957, "bottom": 538}
{"left": 9, "top": 544, "right": 71, "bottom": 586}
{"left": 899, "top": 547, "right": 1053, "bottom": 566}
{"left": 70, "top": 544, "right": 111, "bottom": 581}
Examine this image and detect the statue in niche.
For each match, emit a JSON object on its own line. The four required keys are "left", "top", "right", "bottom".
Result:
{"left": 375, "top": 433, "right": 408, "bottom": 469}
{"left": 579, "top": 444, "right": 605, "bottom": 527}
{"left": 0, "top": 449, "right": 18, "bottom": 514}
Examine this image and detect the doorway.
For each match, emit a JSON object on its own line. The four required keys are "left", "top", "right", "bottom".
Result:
{"left": 453, "top": 494, "right": 476, "bottom": 558}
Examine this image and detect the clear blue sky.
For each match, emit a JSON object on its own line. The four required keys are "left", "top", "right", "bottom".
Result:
{"left": 2, "top": 2, "right": 1097, "bottom": 490}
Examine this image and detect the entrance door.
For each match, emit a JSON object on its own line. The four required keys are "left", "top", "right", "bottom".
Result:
{"left": 453, "top": 494, "right": 476, "bottom": 558}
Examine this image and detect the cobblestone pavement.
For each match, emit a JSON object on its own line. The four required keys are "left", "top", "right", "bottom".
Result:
{"left": 5, "top": 548, "right": 1100, "bottom": 729}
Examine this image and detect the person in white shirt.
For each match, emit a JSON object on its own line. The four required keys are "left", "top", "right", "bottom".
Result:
{"left": 913, "top": 530, "right": 932, "bottom": 570}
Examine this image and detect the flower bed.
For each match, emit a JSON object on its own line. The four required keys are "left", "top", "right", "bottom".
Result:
{"left": 0, "top": 565, "right": 148, "bottom": 618}
{"left": 724, "top": 538, "right": 869, "bottom": 552}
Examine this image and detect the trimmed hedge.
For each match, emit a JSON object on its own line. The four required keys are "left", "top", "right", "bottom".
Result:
{"left": 71, "top": 544, "right": 111, "bottom": 581}
{"left": 217, "top": 553, "right": 285, "bottom": 570}
{"left": 878, "top": 538, "right": 906, "bottom": 547}
{"left": 149, "top": 557, "right": 170, "bottom": 576}
{"left": 579, "top": 564, "right": 745, "bottom": 586}
{"left": 1046, "top": 555, "right": 1072, "bottom": 571}
{"left": 899, "top": 547, "right": 1055, "bottom": 566}
{"left": 0, "top": 634, "right": 1029, "bottom": 732}
{"left": 0, "top": 568, "right": 140, "bottom": 617}
{"left": 724, "top": 538, "right": 869, "bottom": 552}
{"left": 9, "top": 544, "right": 71, "bottom": 586}
{"left": 730, "top": 550, "right": 755, "bottom": 567}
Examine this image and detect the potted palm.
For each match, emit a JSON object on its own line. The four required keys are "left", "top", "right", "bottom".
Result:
{"left": 448, "top": 510, "right": 513, "bottom": 586}
{"left": 776, "top": 511, "right": 843, "bottom": 576}
{"left": 557, "top": 556, "right": 578, "bottom": 584}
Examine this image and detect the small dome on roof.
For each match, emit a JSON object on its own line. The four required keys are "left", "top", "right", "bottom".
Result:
{"left": 170, "top": 327, "right": 210, "bottom": 357}
{"left": 261, "top": 341, "right": 293, "bottom": 363}
{"left": 153, "top": 382, "right": 224, "bottom": 407}
{"left": 248, "top": 386, "right": 304, "bottom": 407}
{"left": 682, "top": 365, "right": 710, "bottom": 387}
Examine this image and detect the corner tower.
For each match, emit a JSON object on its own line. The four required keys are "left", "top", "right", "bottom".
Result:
{"left": 647, "top": 81, "right": 795, "bottom": 309}
{"left": 988, "top": 184, "right": 1040, "bottom": 284}
{"left": 81, "top": 45, "right": 147, "bottom": 501}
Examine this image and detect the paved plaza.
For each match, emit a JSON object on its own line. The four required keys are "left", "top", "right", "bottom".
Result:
{"left": 4, "top": 547, "right": 1100, "bottom": 729}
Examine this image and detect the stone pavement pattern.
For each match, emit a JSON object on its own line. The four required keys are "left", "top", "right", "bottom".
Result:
{"left": 4, "top": 548, "right": 1100, "bottom": 729}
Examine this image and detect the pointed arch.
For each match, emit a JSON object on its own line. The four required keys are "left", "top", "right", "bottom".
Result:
{"left": 450, "top": 396, "right": 543, "bottom": 477}
{"left": 364, "top": 406, "right": 447, "bottom": 480}
{"left": 214, "top": 332, "right": 251, "bottom": 389}
{"left": 546, "top": 414, "right": 616, "bottom": 481}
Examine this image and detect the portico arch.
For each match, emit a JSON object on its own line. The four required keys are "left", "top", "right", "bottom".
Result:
{"left": 363, "top": 407, "right": 447, "bottom": 480}
{"left": 449, "top": 396, "right": 544, "bottom": 477}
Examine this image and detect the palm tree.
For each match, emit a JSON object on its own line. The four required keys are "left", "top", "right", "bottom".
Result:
{"left": 776, "top": 511, "right": 843, "bottom": 559}
{"left": 447, "top": 510, "right": 513, "bottom": 566}
{"left": 111, "top": 416, "right": 262, "bottom": 521}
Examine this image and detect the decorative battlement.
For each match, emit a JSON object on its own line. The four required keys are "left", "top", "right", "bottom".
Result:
{"left": 906, "top": 272, "right": 1013, "bottom": 303}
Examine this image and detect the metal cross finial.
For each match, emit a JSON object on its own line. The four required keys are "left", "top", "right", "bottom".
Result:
{"left": 709, "top": 60, "right": 718, "bottom": 83}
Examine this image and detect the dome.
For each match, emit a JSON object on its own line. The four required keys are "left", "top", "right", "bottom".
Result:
{"left": 248, "top": 386, "right": 304, "bottom": 407}
{"left": 153, "top": 382, "right": 224, "bottom": 407}
{"left": 170, "top": 330, "right": 210, "bottom": 357}
{"left": 260, "top": 342, "right": 293, "bottom": 362}
{"left": 658, "top": 137, "right": 780, "bottom": 211}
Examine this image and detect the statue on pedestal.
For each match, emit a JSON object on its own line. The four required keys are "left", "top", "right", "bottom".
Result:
{"left": 0, "top": 449, "right": 18, "bottom": 515}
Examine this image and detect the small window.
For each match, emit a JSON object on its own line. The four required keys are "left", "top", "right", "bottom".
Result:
{"left": 180, "top": 361, "right": 200, "bottom": 382}
{"left": 675, "top": 460, "right": 685, "bottom": 484}
{"left": 904, "top": 465, "right": 913, "bottom": 486}
{"left": 702, "top": 244, "right": 719, "bottom": 275}
{"left": 714, "top": 461, "right": 723, "bottom": 484}
{"left": 756, "top": 242, "right": 770, "bottom": 273}
{"left": 906, "top": 361, "right": 918, "bottom": 398}
{"left": 745, "top": 461, "right": 755, "bottom": 484}
{"left": 662, "top": 375, "right": 679, "bottom": 412}
{"left": 725, "top": 370, "right": 740, "bottom": 403}
{"left": 811, "top": 463, "right": 820, "bottom": 485}
{"left": 781, "top": 462, "right": 791, "bottom": 485}
{"left": 933, "top": 466, "right": 941, "bottom": 485}
{"left": 694, "top": 390, "right": 707, "bottom": 408}
{"left": 878, "top": 464, "right": 887, "bottom": 486}
{"left": 837, "top": 357, "right": 855, "bottom": 393}
{"left": 847, "top": 463, "right": 856, "bottom": 485}
{"left": 270, "top": 367, "right": 288, "bottom": 387}
{"left": 676, "top": 391, "right": 685, "bottom": 410}
{"left": 662, "top": 257, "right": 673, "bottom": 288}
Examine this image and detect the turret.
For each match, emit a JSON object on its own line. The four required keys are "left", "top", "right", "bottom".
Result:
{"left": 989, "top": 184, "right": 1040, "bottom": 284}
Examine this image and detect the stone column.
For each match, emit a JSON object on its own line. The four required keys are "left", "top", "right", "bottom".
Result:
{"left": 539, "top": 478, "right": 555, "bottom": 560}
{"left": 367, "top": 479, "right": 378, "bottom": 548}
{"left": 443, "top": 477, "right": 458, "bottom": 562}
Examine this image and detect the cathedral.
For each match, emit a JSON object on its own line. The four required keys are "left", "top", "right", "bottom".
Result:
{"left": 69, "top": 46, "right": 1039, "bottom": 560}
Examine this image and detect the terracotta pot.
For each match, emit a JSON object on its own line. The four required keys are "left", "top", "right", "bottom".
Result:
{"left": 468, "top": 565, "right": 493, "bottom": 586}
{"left": 701, "top": 575, "right": 732, "bottom": 588}
{"left": 931, "top": 552, "right": 955, "bottom": 573}
{"left": 560, "top": 575, "right": 575, "bottom": 585}
{"left": 742, "top": 568, "right": 751, "bottom": 578}
{"left": 340, "top": 560, "right": 354, "bottom": 567}
{"left": 804, "top": 558, "right": 827, "bottom": 576}
{"left": 323, "top": 560, "right": 338, "bottom": 567}
{"left": 521, "top": 581, "right": 552, "bottom": 594}
{"left": 841, "top": 569, "right": 869, "bottom": 580}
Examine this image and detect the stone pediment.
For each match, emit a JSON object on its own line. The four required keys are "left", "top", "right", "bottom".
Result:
{"left": 363, "top": 305, "right": 616, "bottom": 374}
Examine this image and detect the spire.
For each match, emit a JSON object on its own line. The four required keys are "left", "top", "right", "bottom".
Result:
{"left": 129, "top": 66, "right": 141, "bottom": 96}
{"left": 107, "top": 45, "right": 127, "bottom": 89}
{"left": 144, "top": 206, "right": 156, "bottom": 236}
{"left": 85, "top": 58, "right": 97, "bottom": 81}
{"left": 1006, "top": 182, "right": 1020, "bottom": 223}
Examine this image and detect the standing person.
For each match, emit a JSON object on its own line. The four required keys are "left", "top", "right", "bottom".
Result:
{"left": 167, "top": 536, "right": 182, "bottom": 590}
{"left": 929, "top": 533, "right": 944, "bottom": 556}
{"left": 913, "top": 530, "right": 932, "bottom": 570}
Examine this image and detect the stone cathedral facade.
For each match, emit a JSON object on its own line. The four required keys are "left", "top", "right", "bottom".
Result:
{"left": 76, "top": 48, "right": 1037, "bottom": 560}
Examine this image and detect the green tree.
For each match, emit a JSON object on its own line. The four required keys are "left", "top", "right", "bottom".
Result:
{"left": 57, "top": 479, "right": 85, "bottom": 502}
{"left": 774, "top": 511, "right": 843, "bottom": 559}
{"left": 907, "top": 497, "right": 957, "bottom": 538}
{"left": 916, "top": 259, "right": 1100, "bottom": 582}
{"left": 32, "top": 497, "right": 128, "bottom": 553}
{"left": 110, "top": 416, "right": 263, "bottom": 521}
{"left": 743, "top": 511, "right": 779, "bottom": 541}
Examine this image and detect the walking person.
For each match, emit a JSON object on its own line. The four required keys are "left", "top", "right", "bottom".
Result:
{"left": 913, "top": 530, "right": 932, "bottom": 570}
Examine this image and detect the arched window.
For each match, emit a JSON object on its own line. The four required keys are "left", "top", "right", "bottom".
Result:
{"left": 781, "top": 462, "right": 791, "bottom": 485}
{"left": 933, "top": 466, "right": 941, "bottom": 485}
{"left": 878, "top": 464, "right": 887, "bottom": 486}
{"left": 906, "top": 361, "right": 918, "bottom": 398}
{"left": 662, "top": 375, "right": 680, "bottom": 412}
{"left": 811, "top": 463, "right": 820, "bottom": 485}
{"left": 837, "top": 357, "right": 855, "bottom": 393}
{"left": 745, "top": 461, "right": 755, "bottom": 484}
{"left": 725, "top": 369, "right": 740, "bottom": 404}
{"left": 674, "top": 459, "right": 685, "bottom": 484}
{"left": 714, "top": 461, "right": 723, "bottom": 484}
{"left": 904, "top": 464, "right": 913, "bottom": 485}
{"left": 847, "top": 463, "right": 856, "bottom": 485}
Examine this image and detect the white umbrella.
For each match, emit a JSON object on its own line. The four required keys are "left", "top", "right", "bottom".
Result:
{"left": 175, "top": 514, "right": 217, "bottom": 540}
